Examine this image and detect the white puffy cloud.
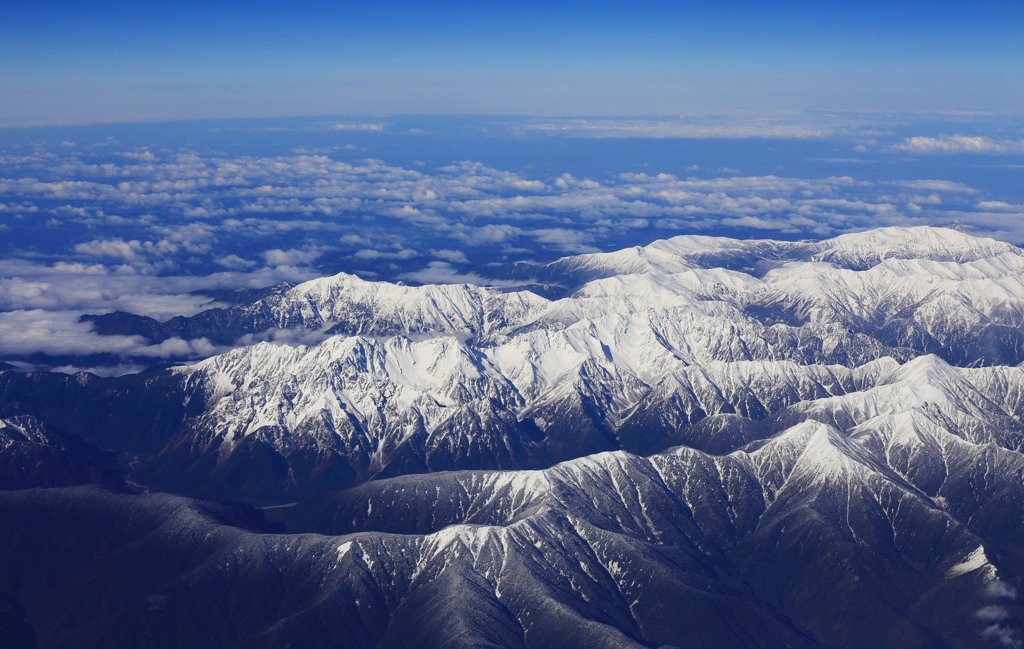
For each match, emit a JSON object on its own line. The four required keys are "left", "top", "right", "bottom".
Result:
{"left": 456, "top": 223, "right": 522, "bottom": 244}
{"left": 398, "top": 261, "right": 523, "bottom": 287}
{"left": 981, "top": 625, "right": 1021, "bottom": 649}
{"left": 986, "top": 581, "right": 1019, "bottom": 600}
{"left": 74, "top": 238, "right": 144, "bottom": 260}
{"left": 332, "top": 123, "right": 386, "bottom": 131}
{"left": 0, "top": 309, "right": 144, "bottom": 356}
{"left": 530, "top": 228, "right": 601, "bottom": 253}
{"left": 0, "top": 256, "right": 322, "bottom": 320}
{"left": 8, "top": 143, "right": 1003, "bottom": 268}
{"left": 0, "top": 309, "right": 232, "bottom": 362}
{"left": 517, "top": 117, "right": 834, "bottom": 139}
{"left": 978, "top": 201, "right": 1022, "bottom": 211}
{"left": 121, "top": 150, "right": 157, "bottom": 161}
{"left": 215, "top": 254, "right": 256, "bottom": 270}
{"left": 721, "top": 216, "right": 794, "bottom": 231}
{"left": 430, "top": 249, "right": 469, "bottom": 264}
{"left": 891, "top": 180, "right": 977, "bottom": 193}
{"left": 353, "top": 248, "right": 418, "bottom": 260}
{"left": 893, "top": 135, "right": 1024, "bottom": 155}
{"left": 5, "top": 146, "right": 1018, "bottom": 281}
{"left": 263, "top": 247, "right": 323, "bottom": 266}
{"left": 977, "top": 606, "right": 1010, "bottom": 622}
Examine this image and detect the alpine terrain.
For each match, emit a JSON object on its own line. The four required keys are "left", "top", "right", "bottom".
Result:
{"left": 1, "top": 226, "right": 1023, "bottom": 649}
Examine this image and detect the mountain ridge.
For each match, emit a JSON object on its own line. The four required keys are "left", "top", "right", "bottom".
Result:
{"left": 2, "top": 225, "right": 1024, "bottom": 648}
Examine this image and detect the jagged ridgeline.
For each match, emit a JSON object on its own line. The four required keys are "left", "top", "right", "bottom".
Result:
{"left": 2, "top": 226, "right": 1024, "bottom": 649}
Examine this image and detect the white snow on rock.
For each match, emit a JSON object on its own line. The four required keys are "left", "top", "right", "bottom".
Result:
{"left": 946, "top": 545, "right": 995, "bottom": 579}
{"left": 169, "top": 226, "right": 1024, "bottom": 483}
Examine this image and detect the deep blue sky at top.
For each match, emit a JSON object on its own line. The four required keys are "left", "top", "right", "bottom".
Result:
{"left": 3, "top": 0, "right": 1022, "bottom": 125}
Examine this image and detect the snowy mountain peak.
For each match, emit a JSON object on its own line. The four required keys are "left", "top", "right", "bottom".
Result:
{"left": 123, "top": 225, "right": 1024, "bottom": 501}
{"left": 0, "top": 415, "right": 52, "bottom": 446}
{"left": 886, "top": 353, "right": 960, "bottom": 387}
{"left": 809, "top": 226, "right": 1021, "bottom": 268}
{"left": 541, "top": 225, "right": 1020, "bottom": 289}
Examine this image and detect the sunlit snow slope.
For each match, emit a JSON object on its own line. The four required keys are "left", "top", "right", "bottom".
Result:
{"left": 2, "top": 226, "right": 1024, "bottom": 649}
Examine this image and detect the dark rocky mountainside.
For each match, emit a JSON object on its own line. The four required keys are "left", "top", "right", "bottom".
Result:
{"left": 2, "top": 227, "right": 1023, "bottom": 648}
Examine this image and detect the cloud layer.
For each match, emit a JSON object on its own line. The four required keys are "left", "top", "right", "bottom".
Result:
{"left": 893, "top": 135, "right": 1024, "bottom": 155}
{"left": 1, "top": 125, "right": 1023, "bottom": 372}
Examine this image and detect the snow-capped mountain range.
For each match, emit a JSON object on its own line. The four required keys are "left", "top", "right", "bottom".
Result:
{"left": 83, "top": 226, "right": 1024, "bottom": 360}
{"left": 122, "top": 226, "right": 1024, "bottom": 498}
{"left": 2, "top": 226, "right": 1024, "bottom": 648}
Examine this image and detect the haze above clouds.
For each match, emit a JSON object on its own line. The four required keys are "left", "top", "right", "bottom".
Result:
{"left": 2, "top": 1, "right": 1023, "bottom": 124}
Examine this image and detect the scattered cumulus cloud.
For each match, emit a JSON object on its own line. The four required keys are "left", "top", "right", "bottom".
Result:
{"left": 332, "top": 123, "right": 386, "bottom": 131}
{"left": 263, "top": 247, "right": 323, "bottom": 266}
{"left": 429, "top": 249, "right": 469, "bottom": 264}
{"left": 5, "top": 145, "right": 1009, "bottom": 262}
{"left": 893, "top": 135, "right": 1024, "bottom": 155}
{"left": 519, "top": 117, "right": 835, "bottom": 139}
{"left": 0, "top": 309, "right": 225, "bottom": 359}
{"left": 978, "top": 606, "right": 1010, "bottom": 623}
{"left": 891, "top": 180, "right": 977, "bottom": 193}
{"left": 121, "top": 150, "right": 157, "bottom": 161}
{"left": 530, "top": 228, "right": 601, "bottom": 253}
{"left": 74, "top": 238, "right": 144, "bottom": 260}
{"left": 978, "top": 201, "right": 1023, "bottom": 212}
{"left": 987, "top": 581, "right": 1019, "bottom": 601}
{"left": 353, "top": 248, "right": 418, "bottom": 260}
{"left": 4, "top": 132, "right": 1024, "bottom": 372}
{"left": 398, "top": 261, "right": 524, "bottom": 287}
{"left": 978, "top": 580, "right": 1021, "bottom": 649}
{"left": 216, "top": 254, "right": 257, "bottom": 270}
{"left": 982, "top": 625, "right": 1022, "bottom": 649}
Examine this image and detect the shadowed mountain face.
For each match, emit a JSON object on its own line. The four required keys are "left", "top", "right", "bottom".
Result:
{"left": 2, "top": 227, "right": 1024, "bottom": 649}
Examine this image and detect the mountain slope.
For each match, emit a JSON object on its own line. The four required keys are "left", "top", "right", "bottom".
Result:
{"left": 2, "top": 226, "right": 1024, "bottom": 648}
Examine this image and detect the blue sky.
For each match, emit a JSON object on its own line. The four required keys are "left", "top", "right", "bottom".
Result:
{"left": 3, "top": 1, "right": 1023, "bottom": 124}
